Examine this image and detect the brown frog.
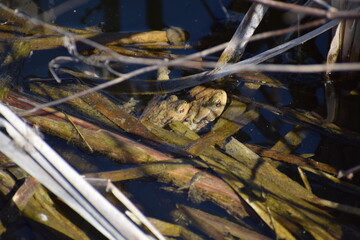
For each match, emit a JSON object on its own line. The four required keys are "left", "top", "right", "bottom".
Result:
{"left": 140, "top": 85, "right": 227, "bottom": 132}
{"left": 183, "top": 86, "right": 227, "bottom": 132}
{"left": 140, "top": 94, "right": 190, "bottom": 127}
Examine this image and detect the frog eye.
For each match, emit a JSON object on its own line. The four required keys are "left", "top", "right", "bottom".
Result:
{"left": 177, "top": 102, "right": 188, "bottom": 114}
{"left": 177, "top": 105, "right": 186, "bottom": 113}
{"left": 209, "top": 97, "right": 222, "bottom": 108}
{"left": 215, "top": 99, "right": 222, "bottom": 107}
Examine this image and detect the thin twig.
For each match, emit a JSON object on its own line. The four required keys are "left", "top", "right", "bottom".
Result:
{"left": 337, "top": 165, "right": 360, "bottom": 179}
{"left": 249, "top": 0, "right": 360, "bottom": 19}
{"left": 65, "top": 113, "right": 94, "bottom": 153}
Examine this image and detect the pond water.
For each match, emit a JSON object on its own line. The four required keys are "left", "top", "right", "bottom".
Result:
{"left": 3, "top": 0, "right": 360, "bottom": 239}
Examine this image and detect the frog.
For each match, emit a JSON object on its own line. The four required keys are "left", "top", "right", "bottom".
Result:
{"left": 140, "top": 85, "right": 227, "bottom": 132}
{"left": 139, "top": 62, "right": 227, "bottom": 131}
{"left": 140, "top": 94, "right": 190, "bottom": 127}
{"left": 182, "top": 85, "right": 227, "bottom": 132}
